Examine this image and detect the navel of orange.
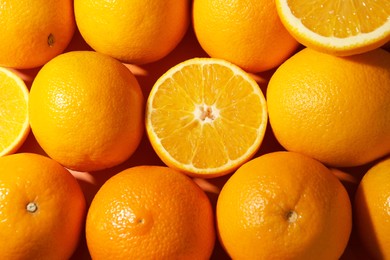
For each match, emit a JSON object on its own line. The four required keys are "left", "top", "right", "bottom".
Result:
{"left": 217, "top": 151, "right": 352, "bottom": 259}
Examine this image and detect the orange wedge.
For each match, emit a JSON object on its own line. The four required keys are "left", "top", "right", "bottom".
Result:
{"left": 0, "top": 67, "right": 30, "bottom": 156}
{"left": 275, "top": 0, "right": 390, "bottom": 56}
{"left": 145, "top": 58, "right": 268, "bottom": 178}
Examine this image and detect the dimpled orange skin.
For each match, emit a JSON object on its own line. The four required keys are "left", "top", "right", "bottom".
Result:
{"left": 216, "top": 151, "right": 352, "bottom": 259}
{"left": 354, "top": 156, "right": 390, "bottom": 259}
{"left": 0, "top": 153, "right": 86, "bottom": 259}
{"left": 0, "top": 0, "right": 75, "bottom": 69}
{"left": 86, "top": 165, "right": 215, "bottom": 259}
{"left": 192, "top": 0, "right": 299, "bottom": 72}
{"left": 267, "top": 48, "right": 390, "bottom": 167}
{"left": 29, "top": 51, "right": 144, "bottom": 172}
{"left": 74, "top": 0, "right": 190, "bottom": 64}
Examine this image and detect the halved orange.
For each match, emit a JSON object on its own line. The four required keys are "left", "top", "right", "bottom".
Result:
{"left": 275, "top": 0, "right": 390, "bottom": 56}
{"left": 0, "top": 67, "right": 30, "bottom": 156}
{"left": 145, "top": 58, "right": 268, "bottom": 178}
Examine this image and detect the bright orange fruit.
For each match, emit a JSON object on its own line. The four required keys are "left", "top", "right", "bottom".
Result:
{"left": 145, "top": 58, "right": 268, "bottom": 177}
{"left": 0, "top": 67, "right": 30, "bottom": 157}
{"left": 355, "top": 156, "right": 390, "bottom": 259}
{"left": 267, "top": 48, "right": 390, "bottom": 167}
{"left": 217, "top": 151, "right": 352, "bottom": 259}
{"left": 0, "top": 0, "right": 75, "bottom": 69}
{"left": 74, "top": 0, "right": 190, "bottom": 64}
{"left": 86, "top": 165, "right": 215, "bottom": 259}
{"left": 275, "top": 0, "right": 390, "bottom": 56}
{"left": 29, "top": 51, "right": 144, "bottom": 172}
{"left": 0, "top": 153, "right": 86, "bottom": 259}
{"left": 192, "top": 0, "right": 299, "bottom": 72}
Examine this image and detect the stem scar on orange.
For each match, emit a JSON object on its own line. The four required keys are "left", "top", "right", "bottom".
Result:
{"left": 0, "top": 153, "right": 86, "bottom": 259}
{"left": 0, "top": 0, "right": 75, "bottom": 69}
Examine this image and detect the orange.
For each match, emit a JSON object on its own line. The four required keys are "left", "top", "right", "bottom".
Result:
{"left": 267, "top": 48, "right": 390, "bottom": 167}
{"left": 74, "top": 0, "right": 190, "bottom": 64}
{"left": 0, "top": 67, "right": 30, "bottom": 156}
{"left": 0, "top": 0, "right": 75, "bottom": 69}
{"left": 192, "top": 0, "right": 299, "bottom": 72}
{"left": 354, "top": 156, "right": 390, "bottom": 259}
{"left": 86, "top": 165, "right": 215, "bottom": 259}
{"left": 216, "top": 151, "right": 352, "bottom": 259}
{"left": 29, "top": 51, "right": 144, "bottom": 172}
{"left": 276, "top": 0, "right": 390, "bottom": 56}
{"left": 0, "top": 153, "right": 86, "bottom": 259}
{"left": 145, "top": 57, "right": 268, "bottom": 178}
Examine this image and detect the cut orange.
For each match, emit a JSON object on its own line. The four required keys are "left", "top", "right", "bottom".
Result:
{"left": 275, "top": 0, "right": 390, "bottom": 56}
{"left": 145, "top": 58, "right": 268, "bottom": 178}
{"left": 0, "top": 67, "right": 30, "bottom": 156}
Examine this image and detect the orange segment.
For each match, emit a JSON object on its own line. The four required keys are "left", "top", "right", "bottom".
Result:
{"left": 0, "top": 67, "right": 30, "bottom": 156}
{"left": 275, "top": 0, "right": 390, "bottom": 55}
{"left": 145, "top": 58, "right": 267, "bottom": 177}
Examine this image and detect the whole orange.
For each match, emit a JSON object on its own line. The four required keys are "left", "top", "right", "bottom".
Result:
{"left": 86, "top": 165, "right": 215, "bottom": 259}
{"left": 0, "top": 153, "right": 86, "bottom": 259}
{"left": 29, "top": 51, "right": 144, "bottom": 172}
{"left": 192, "top": 0, "right": 299, "bottom": 72}
{"left": 74, "top": 0, "right": 190, "bottom": 64}
{"left": 354, "top": 156, "right": 390, "bottom": 259}
{"left": 0, "top": 0, "right": 75, "bottom": 69}
{"left": 267, "top": 48, "right": 390, "bottom": 167}
{"left": 216, "top": 151, "right": 352, "bottom": 259}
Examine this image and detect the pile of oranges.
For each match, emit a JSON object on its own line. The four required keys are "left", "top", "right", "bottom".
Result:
{"left": 1, "top": 0, "right": 389, "bottom": 259}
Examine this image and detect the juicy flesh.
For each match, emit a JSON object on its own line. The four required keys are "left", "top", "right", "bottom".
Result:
{"left": 0, "top": 72, "right": 28, "bottom": 154}
{"left": 150, "top": 63, "right": 264, "bottom": 170}
{"left": 288, "top": 0, "right": 390, "bottom": 37}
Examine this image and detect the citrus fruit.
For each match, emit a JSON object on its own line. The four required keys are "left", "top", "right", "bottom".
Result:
{"left": 275, "top": 0, "right": 390, "bottom": 56}
{"left": 192, "top": 0, "right": 299, "bottom": 72}
{"left": 29, "top": 51, "right": 144, "bottom": 172}
{"left": 0, "top": 153, "right": 86, "bottom": 259}
{"left": 0, "top": 0, "right": 75, "bottom": 69}
{"left": 145, "top": 57, "right": 268, "bottom": 178}
{"left": 0, "top": 67, "right": 30, "bottom": 157}
{"left": 86, "top": 165, "right": 215, "bottom": 259}
{"left": 354, "top": 156, "right": 390, "bottom": 259}
{"left": 267, "top": 47, "right": 390, "bottom": 167}
{"left": 216, "top": 151, "right": 352, "bottom": 259}
{"left": 74, "top": 0, "right": 190, "bottom": 64}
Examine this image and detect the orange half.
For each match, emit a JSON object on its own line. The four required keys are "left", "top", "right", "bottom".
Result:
{"left": 0, "top": 67, "right": 30, "bottom": 156}
{"left": 275, "top": 0, "right": 390, "bottom": 55}
{"left": 145, "top": 58, "right": 267, "bottom": 178}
